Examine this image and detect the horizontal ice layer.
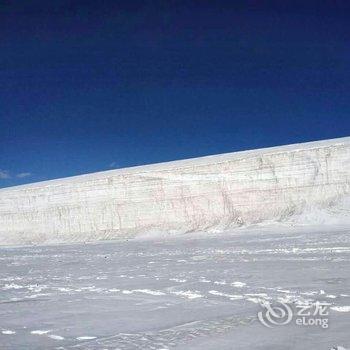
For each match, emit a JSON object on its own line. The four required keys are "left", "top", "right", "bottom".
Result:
{"left": 0, "top": 137, "right": 349, "bottom": 245}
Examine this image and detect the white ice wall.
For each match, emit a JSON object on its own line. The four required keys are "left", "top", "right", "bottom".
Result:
{"left": 0, "top": 137, "right": 349, "bottom": 245}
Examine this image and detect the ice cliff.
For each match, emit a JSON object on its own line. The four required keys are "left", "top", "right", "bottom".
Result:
{"left": 0, "top": 137, "right": 349, "bottom": 245}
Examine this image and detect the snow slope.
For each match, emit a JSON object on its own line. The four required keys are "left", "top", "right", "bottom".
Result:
{"left": 0, "top": 137, "right": 349, "bottom": 245}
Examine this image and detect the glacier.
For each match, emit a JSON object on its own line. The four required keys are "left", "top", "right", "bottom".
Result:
{"left": 1, "top": 137, "right": 350, "bottom": 349}
{"left": 0, "top": 137, "right": 349, "bottom": 245}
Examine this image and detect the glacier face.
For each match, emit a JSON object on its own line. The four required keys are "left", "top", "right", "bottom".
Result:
{"left": 0, "top": 137, "right": 349, "bottom": 245}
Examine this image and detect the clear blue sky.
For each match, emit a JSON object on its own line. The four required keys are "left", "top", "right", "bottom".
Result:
{"left": 1, "top": 1, "right": 350, "bottom": 188}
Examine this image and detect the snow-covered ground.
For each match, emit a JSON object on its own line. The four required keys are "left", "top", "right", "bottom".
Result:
{"left": 1, "top": 225, "right": 349, "bottom": 349}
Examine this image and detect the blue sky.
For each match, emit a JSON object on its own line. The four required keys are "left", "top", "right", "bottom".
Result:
{"left": 1, "top": 1, "right": 350, "bottom": 188}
